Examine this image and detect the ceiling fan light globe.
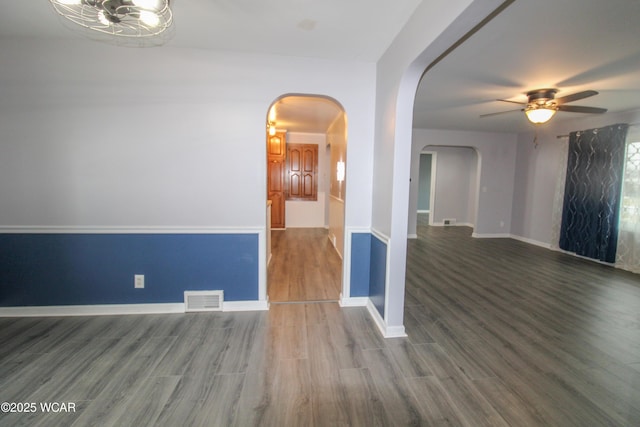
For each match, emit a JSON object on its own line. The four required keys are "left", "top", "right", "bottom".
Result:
{"left": 139, "top": 10, "right": 161, "bottom": 27}
{"left": 525, "top": 107, "right": 556, "bottom": 124}
{"left": 97, "top": 10, "right": 110, "bottom": 26}
{"left": 133, "top": 0, "right": 165, "bottom": 11}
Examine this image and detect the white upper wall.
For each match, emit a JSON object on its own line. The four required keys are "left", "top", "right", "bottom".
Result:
{"left": 411, "top": 129, "right": 517, "bottom": 236}
{"left": 428, "top": 146, "right": 477, "bottom": 226}
{"left": 0, "top": 39, "right": 376, "bottom": 229}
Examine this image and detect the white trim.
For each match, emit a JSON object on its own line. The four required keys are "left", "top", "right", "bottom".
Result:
{"left": 371, "top": 228, "right": 390, "bottom": 243}
{"left": 382, "top": 235, "right": 392, "bottom": 331}
{"left": 339, "top": 295, "right": 368, "bottom": 307}
{"left": 0, "top": 226, "right": 264, "bottom": 234}
{"left": 0, "top": 303, "right": 185, "bottom": 317}
{"left": 223, "top": 300, "right": 269, "bottom": 312}
{"left": 366, "top": 299, "right": 407, "bottom": 338}
{"left": 366, "top": 299, "right": 386, "bottom": 336}
{"left": 417, "top": 210, "right": 430, "bottom": 214}
{"left": 552, "top": 247, "right": 615, "bottom": 267}
{"left": 432, "top": 222, "right": 474, "bottom": 227}
{"left": 509, "top": 234, "right": 552, "bottom": 249}
{"left": 407, "top": 234, "right": 418, "bottom": 239}
{"left": 328, "top": 234, "right": 344, "bottom": 260}
{"left": 428, "top": 151, "right": 437, "bottom": 226}
{"left": 472, "top": 232, "right": 511, "bottom": 238}
{"left": 345, "top": 227, "right": 371, "bottom": 234}
{"left": 385, "top": 326, "right": 408, "bottom": 338}
{"left": 0, "top": 299, "right": 271, "bottom": 317}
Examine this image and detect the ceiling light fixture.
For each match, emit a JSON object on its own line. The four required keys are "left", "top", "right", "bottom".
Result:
{"left": 524, "top": 89, "right": 558, "bottom": 124}
{"left": 267, "top": 121, "right": 277, "bottom": 136}
{"left": 49, "top": 0, "right": 173, "bottom": 46}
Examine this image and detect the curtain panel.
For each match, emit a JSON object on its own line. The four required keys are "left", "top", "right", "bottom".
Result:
{"left": 559, "top": 123, "right": 628, "bottom": 263}
{"left": 616, "top": 127, "right": 640, "bottom": 273}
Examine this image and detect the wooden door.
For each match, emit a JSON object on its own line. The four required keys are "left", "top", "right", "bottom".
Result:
{"left": 267, "top": 132, "right": 286, "bottom": 228}
{"left": 286, "top": 143, "right": 318, "bottom": 200}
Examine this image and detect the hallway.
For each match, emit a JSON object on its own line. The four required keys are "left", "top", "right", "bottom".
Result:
{"left": 268, "top": 228, "right": 342, "bottom": 302}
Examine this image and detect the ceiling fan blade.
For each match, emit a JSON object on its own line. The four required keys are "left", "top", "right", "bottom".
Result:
{"left": 480, "top": 108, "right": 523, "bottom": 118}
{"left": 557, "top": 105, "right": 607, "bottom": 114}
{"left": 555, "top": 90, "right": 598, "bottom": 105}
{"left": 497, "top": 99, "right": 526, "bottom": 105}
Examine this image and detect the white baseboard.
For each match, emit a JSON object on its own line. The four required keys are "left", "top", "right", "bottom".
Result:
{"left": 472, "top": 232, "right": 510, "bottom": 238}
{"left": 509, "top": 234, "right": 552, "bottom": 249}
{"left": 222, "top": 300, "right": 269, "bottom": 312}
{"left": 0, "top": 300, "right": 270, "bottom": 317}
{"left": 339, "top": 296, "right": 368, "bottom": 307}
{"left": 553, "top": 247, "right": 615, "bottom": 266}
{"left": 0, "top": 303, "right": 186, "bottom": 317}
{"left": 366, "top": 299, "right": 407, "bottom": 339}
{"left": 407, "top": 234, "right": 418, "bottom": 239}
{"left": 384, "top": 325, "right": 408, "bottom": 338}
{"left": 433, "top": 222, "right": 474, "bottom": 228}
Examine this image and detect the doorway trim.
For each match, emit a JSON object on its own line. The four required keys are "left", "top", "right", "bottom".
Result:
{"left": 263, "top": 93, "right": 348, "bottom": 304}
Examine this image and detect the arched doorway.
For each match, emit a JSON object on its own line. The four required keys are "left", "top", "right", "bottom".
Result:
{"left": 408, "top": 145, "right": 480, "bottom": 236}
{"left": 265, "top": 94, "right": 348, "bottom": 303}
{"left": 369, "top": 1, "right": 512, "bottom": 336}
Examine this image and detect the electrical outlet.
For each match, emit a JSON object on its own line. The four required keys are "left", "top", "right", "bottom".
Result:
{"left": 134, "top": 274, "right": 145, "bottom": 289}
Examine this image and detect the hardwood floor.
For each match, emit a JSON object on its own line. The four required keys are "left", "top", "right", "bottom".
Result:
{"left": 404, "top": 214, "right": 640, "bottom": 426}
{"left": 1, "top": 217, "right": 639, "bottom": 426}
{"left": 268, "top": 228, "right": 342, "bottom": 302}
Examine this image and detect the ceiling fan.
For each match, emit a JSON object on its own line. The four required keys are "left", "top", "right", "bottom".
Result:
{"left": 481, "top": 89, "right": 608, "bottom": 124}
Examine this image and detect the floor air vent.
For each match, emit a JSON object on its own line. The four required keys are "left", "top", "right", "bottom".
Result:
{"left": 184, "top": 290, "right": 224, "bottom": 312}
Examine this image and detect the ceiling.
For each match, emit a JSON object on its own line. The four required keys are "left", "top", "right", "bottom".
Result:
{"left": 1, "top": 1, "right": 639, "bottom": 134}
{"left": 0, "top": 1, "right": 421, "bottom": 61}
{"left": 414, "top": 0, "right": 640, "bottom": 133}
{"left": 269, "top": 96, "right": 343, "bottom": 134}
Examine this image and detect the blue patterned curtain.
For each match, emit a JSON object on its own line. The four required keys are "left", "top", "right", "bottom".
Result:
{"left": 559, "top": 123, "right": 628, "bottom": 262}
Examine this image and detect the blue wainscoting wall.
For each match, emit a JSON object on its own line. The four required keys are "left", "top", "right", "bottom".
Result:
{"left": 350, "top": 231, "right": 387, "bottom": 319}
{"left": 0, "top": 233, "right": 259, "bottom": 307}
{"left": 369, "top": 234, "right": 387, "bottom": 318}
{"left": 349, "top": 233, "right": 372, "bottom": 297}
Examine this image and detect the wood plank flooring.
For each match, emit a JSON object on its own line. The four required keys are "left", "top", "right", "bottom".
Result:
{"left": 1, "top": 216, "right": 639, "bottom": 426}
{"left": 404, "top": 214, "right": 640, "bottom": 426}
{"left": 268, "top": 228, "right": 342, "bottom": 302}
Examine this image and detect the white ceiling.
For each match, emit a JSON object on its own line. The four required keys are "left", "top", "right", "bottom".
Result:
{"left": 0, "top": 0, "right": 422, "bottom": 61}
{"left": 1, "top": 1, "right": 639, "bottom": 134}
{"left": 270, "top": 96, "right": 343, "bottom": 134}
{"left": 414, "top": 0, "right": 640, "bottom": 133}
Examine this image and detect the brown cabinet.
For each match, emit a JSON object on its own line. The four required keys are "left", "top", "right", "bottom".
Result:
{"left": 268, "top": 133, "right": 286, "bottom": 158}
{"left": 267, "top": 132, "right": 286, "bottom": 228}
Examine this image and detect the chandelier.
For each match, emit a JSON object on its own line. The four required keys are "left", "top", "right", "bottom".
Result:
{"left": 49, "top": 0, "right": 173, "bottom": 45}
